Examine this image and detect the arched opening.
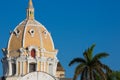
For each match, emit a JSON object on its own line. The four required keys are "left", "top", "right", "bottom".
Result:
{"left": 31, "top": 49, "right": 36, "bottom": 58}
{"left": 29, "top": 63, "right": 36, "bottom": 72}
{"left": 12, "top": 63, "right": 16, "bottom": 75}
{"left": 49, "top": 63, "right": 53, "bottom": 75}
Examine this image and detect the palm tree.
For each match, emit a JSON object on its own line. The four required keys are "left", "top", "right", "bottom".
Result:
{"left": 69, "top": 44, "right": 112, "bottom": 80}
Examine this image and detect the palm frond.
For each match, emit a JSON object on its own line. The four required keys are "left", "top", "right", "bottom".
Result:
{"left": 80, "top": 71, "right": 84, "bottom": 80}
{"left": 83, "top": 50, "right": 89, "bottom": 61}
{"left": 73, "top": 64, "right": 85, "bottom": 80}
{"left": 97, "top": 60, "right": 112, "bottom": 73}
{"left": 88, "top": 44, "right": 96, "bottom": 60}
{"left": 92, "top": 53, "right": 109, "bottom": 62}
{"left": 73, "top": 73, "right": 79, "bottom": 80}
{"left": 90, "top": 44, "right": 96, "bottom": 52}
{"left": 83, "top": 44, "right": 96, "bottom": 62}
{"left": 80, "top": 67, "right": 88, "bottom": 80}
{"left": 95, "top": 67, "right": 107, "bottom": 80}
{"left": 69, "top": 58, "right": 86, "bottom": 66}
{"left": 88, "top": 67, "right": 94, "bottom": 80}
{"left": 75, "top": 63, "right": 85, "bottom": 74}
{"left": 93, "top": 71, "right": 101, "bottom": 80}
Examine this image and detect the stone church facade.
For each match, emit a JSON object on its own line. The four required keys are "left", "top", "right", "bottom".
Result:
{"left": 0, "top": 0, "right": 72, "bottom": 80}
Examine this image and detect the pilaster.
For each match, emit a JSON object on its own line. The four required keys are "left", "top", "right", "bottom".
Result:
{"left": 8, "top": 60, "right": 12, "bottom": 76}
{"left": 27, "top": 61, "right": 29, "bottom": 73}
{"left": 15, "top": 61, "right": 18, "bottom": 76}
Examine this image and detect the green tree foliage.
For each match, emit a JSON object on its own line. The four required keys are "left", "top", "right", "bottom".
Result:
{"left": 107, "top": 71, "right": 120, "bottom": 80}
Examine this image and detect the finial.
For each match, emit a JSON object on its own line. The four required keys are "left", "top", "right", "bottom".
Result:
{"left": 27, "top": 0, "right": 34, "bottom": 20}
{"left": 29, "top": 0, "right": 33, "bottom": 8}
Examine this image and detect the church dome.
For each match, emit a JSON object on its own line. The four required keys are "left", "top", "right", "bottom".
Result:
{"left": 7, "top": 0, "right": 56, "bottom": 57}
{"left": 1, "top": 1, "right": 67, "bottom": 79}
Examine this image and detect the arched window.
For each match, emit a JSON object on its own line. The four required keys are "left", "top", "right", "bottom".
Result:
{"left": 49, "top": 64, "right": 53, "bottom": 75}
{"left": 29, "top": 63, "right": 36, "bottom": 72}
{"left": 12, "top": 63, "right": 16, "bottom": 75}
{"left": 31, "top": 49, "right": 36, "bottom": 58}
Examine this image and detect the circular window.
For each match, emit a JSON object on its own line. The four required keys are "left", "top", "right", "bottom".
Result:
{"left": 29, "top": 29, "right": 35, "bottom": 37}
{"left": 31, "top": 30, "right": 34, "bottom": 33}
{"left": 44, "top": 31, "right": 47, "bottom": 34}
{"left": 17, "top": 30, "right": 20, "bottom": 34}
{"left": 31, "top": 49, "right": 36, "bottom": 58}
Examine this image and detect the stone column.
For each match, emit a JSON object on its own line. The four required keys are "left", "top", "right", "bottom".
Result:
{"left": 41, "top": 62, "right": 43, "bottom": 71}
{"left": 53, "top": 62, "right": 56, "bottom": 76}
{"left": 46, "top": 62, "right": 49, "bottom": 73}
{"left": 15, "top": 61, "right": 18, "bottom": 76}
{"left": 22, "top": 62, "right": 24, "bottom": 75}
{"left": 36, "top": 61, "right": 38, "bottom": 71}
{"left": 27, "top": 61, "right": 29, "bottom": 73}
{"left": 20, "top": 61, "right": 22, "bottom": 76}
{"left": 44, "top": 61, "right": 46, "bottom": 72}
{"left": 8, "top": 61, "right": 12, "bottom": 76}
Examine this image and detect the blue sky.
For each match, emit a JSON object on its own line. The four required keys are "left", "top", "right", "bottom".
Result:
{"left": 0, "top": 0, "right": 120, "bottom": 78}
